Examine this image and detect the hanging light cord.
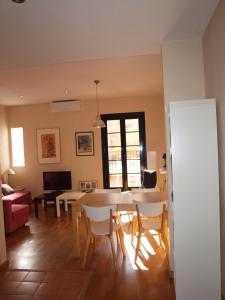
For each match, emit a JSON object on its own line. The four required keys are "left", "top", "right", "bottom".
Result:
{"left": 94, "top": 80, "right": 100, "bottom": 116}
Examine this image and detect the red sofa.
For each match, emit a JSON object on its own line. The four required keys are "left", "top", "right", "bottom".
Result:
{"left": 2, "top": 191, "right": 32, "bottom": 234}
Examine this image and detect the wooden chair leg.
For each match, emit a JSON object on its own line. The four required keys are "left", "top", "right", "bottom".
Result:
{"left": 109, "top": 236, "right": 118, "bottom": 272}
{"left": 117, "top": 228, "right": 126, "bottom": 257}
{"left": 135, "top": 232, "right": 141, "bottom": 263}
{"left": 132, "top": 217, "right": 138, "bottom": 246}
{"left": 116, "top": 230, "right": 120, "bottom": 248}
{"left": 82, "top": 233, "right": 92, "bottom": 268}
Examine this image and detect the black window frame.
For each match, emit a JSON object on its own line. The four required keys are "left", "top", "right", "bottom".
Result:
{"left": 101, "top": 112, "right": 147, "bottom": 190}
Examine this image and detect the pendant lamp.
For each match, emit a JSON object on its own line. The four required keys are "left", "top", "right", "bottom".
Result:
{"left": 93, "top": 80, "right": 106, "bottom": 128}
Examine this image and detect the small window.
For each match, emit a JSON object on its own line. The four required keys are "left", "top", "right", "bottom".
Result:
{"left": 11, "top": 127, "right": 25, "bottom": 167}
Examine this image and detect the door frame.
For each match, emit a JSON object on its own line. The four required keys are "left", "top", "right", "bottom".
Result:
{"left": 101, "top": 112, "right": 147, "bottom": 190}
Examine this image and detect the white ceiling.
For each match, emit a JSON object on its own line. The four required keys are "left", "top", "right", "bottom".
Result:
{"left": 0, "top": 0, "right": 219, "bottom": 106}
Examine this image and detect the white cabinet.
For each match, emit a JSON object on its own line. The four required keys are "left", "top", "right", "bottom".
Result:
{"left": 170, "top": 99, "right": 221, "bottom": 300}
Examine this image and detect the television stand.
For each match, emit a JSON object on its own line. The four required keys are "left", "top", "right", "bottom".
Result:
{"left": 34, "top": 190, "right": 65, "bottom": 217}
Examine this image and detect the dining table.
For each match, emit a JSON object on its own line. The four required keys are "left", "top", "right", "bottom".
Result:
{"left": 71, "top": 190, "right": 167, "bottom": 257}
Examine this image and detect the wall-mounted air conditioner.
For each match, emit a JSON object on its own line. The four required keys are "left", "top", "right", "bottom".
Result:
{"left": 49, "top": 99, "right": 80, "bottom": 112}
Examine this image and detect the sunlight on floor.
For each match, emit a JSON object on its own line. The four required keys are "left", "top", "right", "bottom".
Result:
{"left": 119, "top": 212, "right": 165, "bottom": 270}
{"left": 123, "top": 232, "right": 148, "bottom": 270}
{"left": 150, "top": 229, "right": 166, "bottom": 250}
{"left": 141, "top": 236, "right": 156, "bottom": 256}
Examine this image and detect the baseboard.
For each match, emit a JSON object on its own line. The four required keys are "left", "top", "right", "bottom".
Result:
{"left": 0, "top": 260, "right": 9, "bottom": 271}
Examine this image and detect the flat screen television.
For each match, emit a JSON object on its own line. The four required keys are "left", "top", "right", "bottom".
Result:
{"left": 43, "top": 171, "right": 72, "bottom": 191}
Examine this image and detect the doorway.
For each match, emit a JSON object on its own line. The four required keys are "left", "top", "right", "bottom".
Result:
{"left": 101, "top": 112, "right": 147, "bottom": 190}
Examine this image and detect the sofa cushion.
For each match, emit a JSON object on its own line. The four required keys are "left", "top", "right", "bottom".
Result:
{"left": 2, "top": 184, "right": 14, "bottom": 196}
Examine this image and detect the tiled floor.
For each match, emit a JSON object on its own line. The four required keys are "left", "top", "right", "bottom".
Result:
{"left": 5, "top": 205, "right": 175, "bottom": 300}
{"left": 0, "top": 270, "right": 92, "bottom": 300}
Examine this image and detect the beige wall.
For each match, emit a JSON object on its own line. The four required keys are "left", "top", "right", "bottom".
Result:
{"left": 203, "top": 0, "right": 225, "bottom": 295}
{"left": 162, "top": 37, "right": 206, "bottom": 271}
{"left": 0, "top": 107, "right": 8, "bottom": 264}
{"left": 6, "top": 96, "right": 166, "bottom": 196}
{"left": 0, "top": 106, "right": 10, "bottom": 176}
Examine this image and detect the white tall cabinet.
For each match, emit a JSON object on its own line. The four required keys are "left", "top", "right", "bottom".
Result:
{"left": 169, "top": 99, "right": 221, "bottom": 300}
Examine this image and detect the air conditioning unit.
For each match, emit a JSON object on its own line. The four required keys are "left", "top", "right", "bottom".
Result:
{"left": 49, "top": 99, "right": 80, "bottom": 112}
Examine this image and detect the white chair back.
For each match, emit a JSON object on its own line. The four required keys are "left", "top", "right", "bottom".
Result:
{"left": 133, "top": 200, "right": 165, "bottom": 217}
{"left": 131, "top": 187, "right": 160, "bottom": 192}
{"left": 82, "top": 204, "right": 117, "bottom": 222}
{"left": 94, "top": 188, "right": 121, "bottom": 193}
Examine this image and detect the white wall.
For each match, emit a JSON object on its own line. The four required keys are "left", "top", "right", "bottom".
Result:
{"left": 203, "top": 0, "right": 225, "bottom": 295}
{"left": 161, "top": 37, "right": 205, "bottom": 270}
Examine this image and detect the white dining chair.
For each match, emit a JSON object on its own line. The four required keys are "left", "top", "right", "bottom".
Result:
{"left": 131, "top": 187, "right": 160, "bottom": 192}
{"left": 94, "top": 188, "right": 121, "bottom": 193}
{"left": 82, "top": 204, "right": 126, "bottom": 272}
{"left": 132, "top": 201, "right": 166, "bottom": 262}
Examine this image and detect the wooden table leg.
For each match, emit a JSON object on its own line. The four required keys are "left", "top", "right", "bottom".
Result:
{"left": 72, "top": 203, "right": 81, "bottom": 257}
{"left": 34, "top": 198, "right": 39, "bottom": 218}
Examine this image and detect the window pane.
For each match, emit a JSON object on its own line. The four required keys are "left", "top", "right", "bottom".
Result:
{"left": 11, "top": 127, "right": 25, "bottom": 167}
{"left": 107, "top": 120, "right": 120, "bottom": 133}
{"left": 109, "top": 161, "right": 122, "bottom": 174}
{"left": 127, "top": 159, "right": 140, "bottom": 173}
{"left": 126, "top": 132, "right": 139, "bottom": 145}
{"left": 110, "top": 174, "right": 123, "bottom": 187}
{"left": 125, "top": 119, "right": 139, "bottom": 132}
{"left": 108, "top": 147, "right": 121, "bottom": 160}
{"left": 128, "top": 174, "right": 141, "bottom": 187}
{"left": 126, "top": 146, "right": 140, "bottom": 159}
{"left": 107, "top": 133, "right": 121, "bottom": 146}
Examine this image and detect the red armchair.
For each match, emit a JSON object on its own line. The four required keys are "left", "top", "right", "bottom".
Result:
{"left": 3, "top": 199, "right": 29, "bottom": 234}
{"left": 2, "top": 191, "right": 32, "bottom": 205}
{"left": 1, "top": 187, "right": 32, "bottom": 234}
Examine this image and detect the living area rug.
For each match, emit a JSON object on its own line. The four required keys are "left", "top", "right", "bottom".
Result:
{"left": 0, "top": 269, "right": 93, "bottom": 300}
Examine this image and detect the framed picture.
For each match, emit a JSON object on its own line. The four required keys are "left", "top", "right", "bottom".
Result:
{"left": 79, "top": 180, "right": 97, "bottom": 192}
{"left": 37, "top": 128, "right": 61, "bottom": 163}
{"left": 75, "top": 131, "right": 94, "bottom": 156}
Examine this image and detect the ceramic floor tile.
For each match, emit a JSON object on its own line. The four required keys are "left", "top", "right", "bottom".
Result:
{"left": 42, "top": 271, "right": 66, "bottom": 283}
{"left": 0, "top": 295, "right": 32, "bottom": 300}
{"left": 0, "top": 281, "right": 21, "bottom": 294}
{"left": 34, "top": 282, "right": 61, "bottom": 296}
{"left": 24, "top": 271, "right": 46, "bottom": 282}
{"left": 58, "top": 281, "right": 81, "bottom": 298}
{"left": 15, "top": 282, "right": 40, "bottom": 295}
{"left": 3, "top": 271, "right": 28, "bottom": 282}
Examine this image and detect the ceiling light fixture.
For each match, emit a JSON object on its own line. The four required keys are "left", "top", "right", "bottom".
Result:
{"left": 93, "top": 80, "right": 106, "bottom": 128}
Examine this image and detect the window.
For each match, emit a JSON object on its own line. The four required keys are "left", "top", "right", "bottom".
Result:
{"left": 101, "top": 112, "right": 147, "bottom": 190}
{"left": 11, "top": 127, "right": 25, "bottom": 167}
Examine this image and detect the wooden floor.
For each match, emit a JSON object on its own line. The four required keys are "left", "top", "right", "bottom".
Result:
{"left": 5, "top": 204, "right": 175, "bottom": 300}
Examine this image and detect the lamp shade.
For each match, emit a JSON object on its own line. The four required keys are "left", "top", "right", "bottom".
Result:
{"left": 7, "top": 168, "right": 15, "bottom": 175}
{"left": 93, "top": 115, "right": 106, "bottom": 128}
